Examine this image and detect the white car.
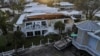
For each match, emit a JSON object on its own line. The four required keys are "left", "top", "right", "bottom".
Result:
{"left": 54, "top": 37, "right": 72, "bottom": 50}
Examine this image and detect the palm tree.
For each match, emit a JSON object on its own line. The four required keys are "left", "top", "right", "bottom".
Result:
{"left": 54, "top": 21, "right": 65, "bottom": 37}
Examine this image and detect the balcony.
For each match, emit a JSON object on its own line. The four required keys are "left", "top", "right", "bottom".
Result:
{"left": 25, "top": 25, "right": 48, "bottom": 31}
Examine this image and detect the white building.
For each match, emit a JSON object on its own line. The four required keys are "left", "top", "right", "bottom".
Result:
{"left": 16, "top": 2, "right": 84, "bottom": 37}
{"left": 16, "top": 13, "right": 74, "bottom": 37}
{"left": 57, "top": 10, "right": 83, "bottom": 20}
{"left": 54, "top": 2, "right": 74, "bottom": 10}
{"left": 23, "top": 2, "right": 58, "bottom": 13}
{"left": 72, "top": 21, "right": 100, "bottom": 56}
{"left": 95, "top": 11, "right": 100, "bottom": 20}
{"left": 25, "top": 0, "right": 33, "bottom": 3}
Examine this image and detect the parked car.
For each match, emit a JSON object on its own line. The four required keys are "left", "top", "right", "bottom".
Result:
{"left": 54, "top": 37, "right": 72, "bottom": 50}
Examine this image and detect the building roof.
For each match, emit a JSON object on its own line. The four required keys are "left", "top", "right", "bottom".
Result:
{"left": 95, "top": 11, "right": 100, "bottom": 17}
{"left": 76, "top": 20, "right": 100, "bottom": 31}
{"left": 16, "top": 13, "right": 46, "bottom": 24}
{"left": 23, "top": 13, "right": 70, "bottom": 21}
{"left": 58, "top": 10, "right": 81, "bottom": 15}
{"left": 59, "top": 2, "right": 74, "bottom": 6}
{"left": 25, "top": 2, "right": 39, "bottom": 7}
{"left": 95, "top": 14, "right": 100, "bottom": 17}
{"left": 25, "top": 0, "right": 33, "bottom": 3}
{"left": 23, "top": 6, "right": 58, "bottom": 13}
{"left": 97, "top": 22, "right": 100, "bottom": 26}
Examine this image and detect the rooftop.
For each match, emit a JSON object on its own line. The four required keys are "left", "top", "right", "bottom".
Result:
{"left": 95, "top": 11, "right": 100, "bottom": 17}
{"left": 76, "top": 20, "right": 100, "bottom": 31}
{"left": 16, "top": 13, "right": 46, "bottom": 24}
{"left": 25, "top": 0, "right": 33, "bottom": 3}
{"left": 58, "top": 10, "right": 81, "bottom": 15}
{"left": 97, "top": 22, "right": 100, "bottom": 26}
{"left": 23, "top": 6, "right": 58, "bottom": 13}
{"left": 59, "top": 2, "right": 74, "bottom": 6}
{"left": 25, "top": 2, "right": 39, "bottom": 7}
{"left": 24, "top": 13, "right": 70, "bottom": 21}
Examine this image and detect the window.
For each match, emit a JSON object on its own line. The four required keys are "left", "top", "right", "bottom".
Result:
{"left": 73, "top": 15, "right": 81, "bottom": 18}
{"left": 64, "top": 19, "right": 69, "bottom": 23}
{"left": 42, "top": 30, "right": 47, "bottom": 35}
{"left": 41, "top": 21, "right": 46, "bottom": 26}
{"left": 27, "top": 32, "right": 33, "bottom": 37}
{"left": 26, "top": 22, "right": 32, "bottom": 26}
{"left": 35, "top": 31, "right": 41, "bottom": 36}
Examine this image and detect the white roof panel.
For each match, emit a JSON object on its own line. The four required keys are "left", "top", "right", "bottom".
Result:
{"left": 59, "top": 2, "right": 74, "bottom": 6}
{"left": 16, "top": 13, "right": 46, "bottom": 24}
{"left": 24, "top": 7, "right": 58, "bottom": 13}
{"left": 58, "top": 10, "right": 81, "bottom": 15}
{"left": 95, "top": 14, "right": 100, "bottom": 17}
{"left": 25, "top": 2, "right": 38, "bottom": 7}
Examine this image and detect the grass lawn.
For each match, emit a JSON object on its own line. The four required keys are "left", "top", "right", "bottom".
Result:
{"left": 0, "top": 34, "right": 61, "bottom": 52}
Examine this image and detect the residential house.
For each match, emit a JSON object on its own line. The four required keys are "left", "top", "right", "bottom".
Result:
{"left": 23, "top": 2, "right": 58, "bottom": 13}
{"left": 95, "top": 11, "right": 100, "bottom": 21}
{"left": 16, "top": 13, "right": 74, "bottom": 37}
{"left": 53, "top": 1, "right": 85, "bottom": 21}
{"left": 57, "top": 10, "right": 84, "bottom": 20}
{"left": 15, "top": 2, "right": 84, "bottom": 37}
{"left": 72, "top": 20, "right": 100, "bottom": 56}
{"left": 25, "top": 0, "right": 33, "bottom": 3}
{"left": 54, "top": 2, "right": 74, "bottom": 11}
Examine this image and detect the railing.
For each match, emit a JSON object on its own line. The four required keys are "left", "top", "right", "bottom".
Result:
{"left": 25, "top": 25, "right": 48, "bottom": 30}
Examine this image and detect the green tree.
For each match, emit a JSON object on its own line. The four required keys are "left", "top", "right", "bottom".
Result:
{"left": 75, "top": 0, "right": 100, "bottom": 20}
{"left": 0, "top": 10, "right": 13, "bottom": 45}
{"left": 0, "top": 10, "right": 9, "bottom": 35}
{"left": 10, "top": 2, "right": 24, "bottom": 15}
{"left": 54, "top": 21, "right": 65, "bottom": 36}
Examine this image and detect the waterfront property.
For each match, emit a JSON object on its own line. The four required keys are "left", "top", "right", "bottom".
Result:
{"left": 72, "top": 20, "right": 100, "bottom": 56}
